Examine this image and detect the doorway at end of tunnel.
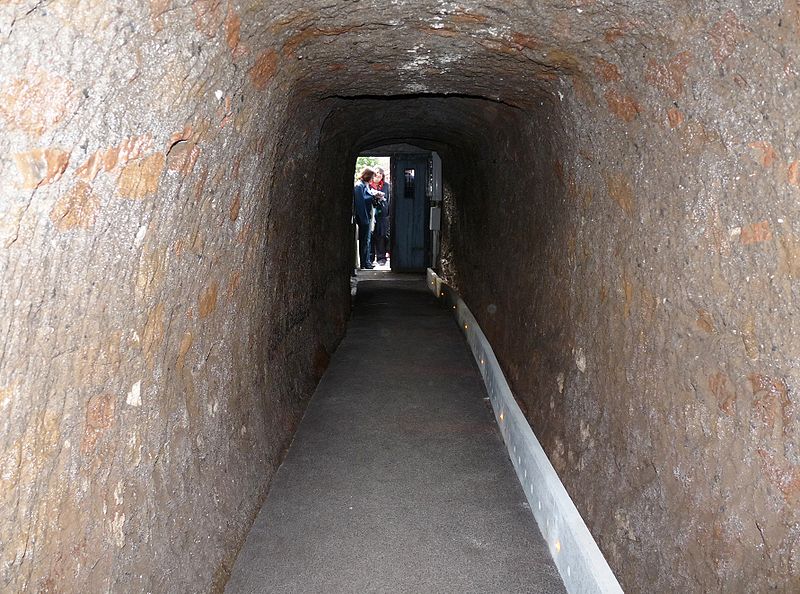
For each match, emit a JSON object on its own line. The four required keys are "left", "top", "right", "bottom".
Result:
{"left": 353, "top": 148, "right": 442, "bottom": 274}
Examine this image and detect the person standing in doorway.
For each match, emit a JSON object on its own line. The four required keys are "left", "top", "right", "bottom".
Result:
{"left": 353, "top": 167, "right": 376, "bottom": 269}
{"left": 369, "top": 167, "right": 391, "bottom": 266}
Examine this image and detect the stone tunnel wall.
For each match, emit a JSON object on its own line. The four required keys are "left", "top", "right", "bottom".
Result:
{"left": 0, "top": 3, "right": 351, "bottom": 592}
{"left": 440, "top": 5, "right": 800, "bottom": 592}
{"left": 2, "top": 0, "right": 800, "bottom": 592}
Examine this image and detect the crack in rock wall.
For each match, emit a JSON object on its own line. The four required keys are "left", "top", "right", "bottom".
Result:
{"left": 1, "top": 0, "right": 799, "bottom": 592}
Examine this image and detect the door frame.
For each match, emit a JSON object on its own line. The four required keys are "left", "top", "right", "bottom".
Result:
{"left": 356, "top": 145, "right": 442, "bottom": 272}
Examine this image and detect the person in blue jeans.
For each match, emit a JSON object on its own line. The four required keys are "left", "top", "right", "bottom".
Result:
{"left": 353, "top": 167, "right": 377, "bottom": 269}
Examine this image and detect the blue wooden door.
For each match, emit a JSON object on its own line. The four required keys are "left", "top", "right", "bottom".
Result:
{"left": 392, "top": 157, "right": 428, "bottom": 271}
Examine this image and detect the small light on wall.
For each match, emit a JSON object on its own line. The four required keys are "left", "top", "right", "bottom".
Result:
{"left": 452, "top": 305, "right": 456, "bottom": 309}
{"left": 464, "top": 323, "right": 468, "bottom": 330}
{"left": 499, "top": 411, "right": 505, "bottom": 422}
{"left": 555, "top": 540, "right": 561, "bottom": 554}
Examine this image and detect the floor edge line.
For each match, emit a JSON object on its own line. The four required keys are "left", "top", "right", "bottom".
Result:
{"left": 426, "top": 268, "right": 624, "bottom": 594}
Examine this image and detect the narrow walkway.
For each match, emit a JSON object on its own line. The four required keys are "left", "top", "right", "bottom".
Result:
{"left": 225, "top": 276, "right": 565, "bottom": 593}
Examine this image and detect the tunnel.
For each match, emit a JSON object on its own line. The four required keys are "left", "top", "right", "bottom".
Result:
{"left": 1, "top": 0, "right": 799, "bottom": 592}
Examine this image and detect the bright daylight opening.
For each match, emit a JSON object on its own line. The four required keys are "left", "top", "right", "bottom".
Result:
{"left": 352, "top": 148, "right": 443, "bottom": 275}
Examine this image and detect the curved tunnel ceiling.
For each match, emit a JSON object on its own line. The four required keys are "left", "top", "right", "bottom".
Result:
{"left": 321, "top": 96, "right": 535, "bottom": 160}
{"left": 269, "top": 0, "right": 671, "bottom": 105}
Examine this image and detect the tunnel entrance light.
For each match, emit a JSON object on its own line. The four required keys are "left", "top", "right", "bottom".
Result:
{"left": 356, "top": 145, "right": 443, "bottom": 273}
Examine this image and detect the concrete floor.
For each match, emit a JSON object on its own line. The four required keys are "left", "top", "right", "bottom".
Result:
{"left": 225, "top": 276, "right": 566, "bottom": 594}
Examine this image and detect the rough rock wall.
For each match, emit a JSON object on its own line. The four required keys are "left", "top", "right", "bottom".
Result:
{"left": 441, "top": 3, "right": 800, "bottom": 592}
{"left": 3, "top": 0, "right": 800, "bottom": 592}
{"left": 0, "top": 2, "right": 350, "bottom": 592}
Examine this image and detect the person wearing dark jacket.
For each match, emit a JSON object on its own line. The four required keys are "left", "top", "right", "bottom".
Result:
{"left": 369, "top": 167, "right": 391, "bottom": 266}
{"left": 353, "top": 167, "right": 376, "bottom": 269}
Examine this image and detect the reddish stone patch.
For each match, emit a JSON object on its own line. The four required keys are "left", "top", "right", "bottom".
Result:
{"left": 142, "top": 302, "right": 165, "bottom": 370}
{"left": 237, "top": 223, "right": 252, "bottom": 244}
{"left": 168, "top": 125, "right": 194, "bottom": 146}
{"left": 198, "top": 281, "right": 219, "bottom": 319}
{"left": 594, "top": 57, "right": 622, "bottom": 82}
{"left": 225, "top": 271, "right": 241, "bottom": 303}
{"left": 150, "top": 0, "right": 170, "bottom": 31}
{"left": 604, "top": 89, "right": 640, "bottom": 122}
{"left": 605, "top": 173, "right": 636, "bottom": 216}
{"left": 645, "top": 51, "right": 692, "bottom": 99}
{"left": 709, "top": 11, "right": 746, "bottom": 65}
{"left": 742, "top": 316, "right": 759, "bottom": 360}
{"left": 13, "top": 148, "right": 70, "bottom": 189}
{"left": 76, "top": 135, "right": 153, "bottom": 181}
{"left": 218, "top": 95, "right": 233, "bottom": 128}
{"left": 572, "top": 75, "right": 597, "bottom": 107}
{"left": 81, "top": 393, "right": 116, "bottom": 453}
{"left": 749, "top": 141, "right": 778, "bottom": 168}
{"left": 329, "top": 63, "right": 346, "bottom": 71}
{"left": 696, "top": 309, "right": 715, "bottom": 333}
{"left": 478, "top": 38, "right": 522, "bottom": 56}
{"left": 511, "top": 32, "right": 542, "bottom": 50}
{"left": 708, "top": 371, "right": 736, "bottom": 415}
{"left": 50, "top": 182, "right": 100, "bottom": 232}
{"left": 226, "top": 9, "right": 241, "bottom": 51}
{"left": 252, "top": 134, "right": 268, "bottom": 155}
{"left": 118, "top": 153, "right": 165, "bottom": 199}
{"left": 604, "top": 28, "right": 624, "bottom": 43}
{"left": 167, "top": 142, "right": 200, "bottom": 176}
{"left": 545, "top": 49, "right": 580, "bottom": 73}
{"left": 787, "top": 160, "right": 799, "bottom": 185}
{"left": 250, "top": 50, "right": 278, "bottom": 90}
{"left": 0, "top": 67, "right": 75, "bottom": 137}
{"left": 667, "top": 107, "right": 684, "bottom": 128}
{"left": 176, "top": 331, "right": 193, "bottom": 372}
{"left": 750, "top": 374, "right": 791, "bottom": 431}
{"left": 229, "top": 192, "right": 241, "bottom": 222}
{"left": 450, "top": 11, "right": 488, "bottom": 24}
{"left": 192, "top": 0, "right": 223, "bottom": 37}
{"left": 535, "top": 71, "right": 560, "bottom": 82}
{"left": 740, "top": 220, "right": 773, "bottom": 245}
{"left": 193, "top": 165, "right": 209, "bottom": 204}
{"left": 424, "top": 25, "right": 459, "bottom": 38}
